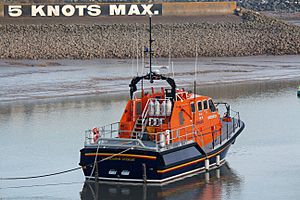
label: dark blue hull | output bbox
[80,162,241,200]
[79,122,244,183]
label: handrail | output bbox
[85,118,241,151]
[193,124,206,148]
[86,114,241,140]
[141,98,151,120]
[84,106,242,151]
[97,138,147,148]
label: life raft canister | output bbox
[166,99,172,116]
[148,100,155,116]
[154,100,160,116]
[161,100,166,116]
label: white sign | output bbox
[5,4,162,17]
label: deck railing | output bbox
[84,111,241,152]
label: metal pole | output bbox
[233,118,235,134]
[95,175,99,200]
[142,163,147,183]
[143,182,147,200]
[136,25,139,76]
[226,123,229,139]
[238,112,240,127]
[95,161,99,182]
[212,131,214,149]
[149,15,153,83]
[111,124,113,138]
[220,129,222,145]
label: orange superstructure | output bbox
[119,77,222,149]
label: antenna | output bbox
[136,24,139,76]
[142,46,144,75]
[131,57,134,77]
[149,15,153,83]
[194,45,198,82]
[193,45,198,129]
[194,45,198,94]
[171,61,175,79]
[168,28,171,71]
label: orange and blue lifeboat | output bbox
[79,72,245,183]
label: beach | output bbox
[1,55,300,103]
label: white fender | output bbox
[166,99,172,116]
[165,130,170,145]
[159,132,166,148]
[154,100,160,116]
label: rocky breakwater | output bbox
[1,10,300,59]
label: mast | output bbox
[149,15,153,83]
[129,15,177,100]
[193,46,198,128]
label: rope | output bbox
[87,138,101,180]
[0,181,83,190]
[95,147,134,163]
[0,146,135,181]
[0,167,81,181]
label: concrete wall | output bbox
[163,2,237,16]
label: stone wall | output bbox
[0,10,300,59]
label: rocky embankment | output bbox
[1,10,300,59]
[238,0,300,12]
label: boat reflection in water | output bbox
[80,162,241,200]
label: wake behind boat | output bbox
[79,16,245,183]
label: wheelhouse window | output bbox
[203,100,208,110]
[190,102,195,113]
[208,99,216,112]
[197,101,202,112]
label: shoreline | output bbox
[0,78,300,105]
[1,66,299,105]
[1,54,300,104]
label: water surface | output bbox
[1,80,300,199]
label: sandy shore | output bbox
[1,55,300,103]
